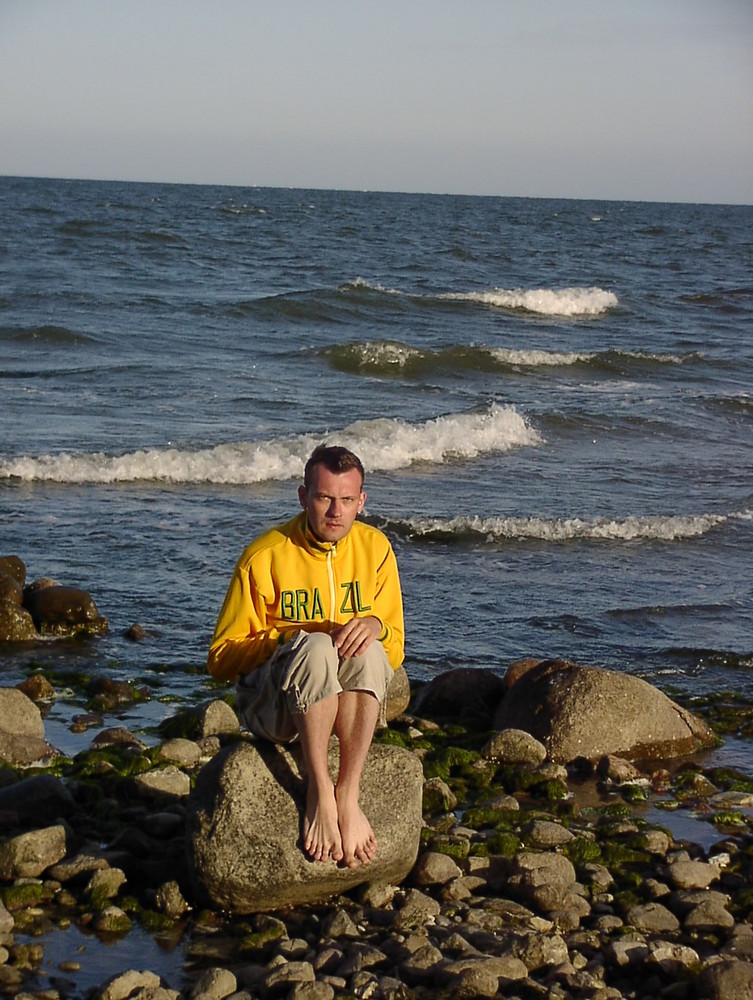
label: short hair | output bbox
[304,445,365,490]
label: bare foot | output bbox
[302,780,343,863]
[335,786,377,869]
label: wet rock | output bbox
[0,600,37,641]
[85,867,127,905]
[87,678,143,711]
[596,754,645,783]
[0,573,22,605]
[15,673,55,702]
[0,824,68,878]
[162,699,240,741]
[482,728,547,765]
[494,659,716,762]
[23,584,108,637]
[154,879,191,918]
[187,741,423,912]
[93,905,132,934]
[92,726,148,750]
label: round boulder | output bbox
[187,740,423,913]
[23,584,108,637]
[494,660,715,763]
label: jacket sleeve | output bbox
[373,541,405,670]
[207,556,288,682]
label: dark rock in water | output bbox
[16,673,55,702]
[412,667,506,727]
[124,623,147,641]
[0,555,25,588]
[186,740,423,913]
[0,572,22,605]
[494,659,716,763]
[0,600,38,641]
[23,584,109,637]
[86,677,144,710]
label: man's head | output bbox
[299,445,366,543]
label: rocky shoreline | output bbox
[1,666,753,1000]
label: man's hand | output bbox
[331,616,382,659]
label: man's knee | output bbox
[282,631,341,710]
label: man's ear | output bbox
[298,485,308,510]
[358,490,366,513]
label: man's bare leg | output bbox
[293,693,344,863]
[334,690,381,869]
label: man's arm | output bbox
[207,560,288,682]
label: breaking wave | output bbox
[374,511,751,544]
[323,340,701,377]
[0,404,540,484]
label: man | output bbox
[208,445,404,870]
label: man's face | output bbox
[298,464,366,544]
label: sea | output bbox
[1,176,752,742]
[1,176,752,990]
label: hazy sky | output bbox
[1,0,751,203]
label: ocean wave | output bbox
[0,405,540,484]
[323,339,699,377]
[376,511,748,544]
[442,286,618,316]
[0,324,97,347]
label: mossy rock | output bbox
[426,835,470,862]
[561,836,603,867]
[0,882,50,911]
[485,831,521,857]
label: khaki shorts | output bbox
[235,629,394,743]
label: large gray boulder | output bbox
[186,740,423,913]
[493,660,715,763]
[0,688,58,765]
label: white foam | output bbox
[445,286,618,316]
[345,279,618,316]
[0,405,541,485]
[486,347,594,366]
[395,512,736,543]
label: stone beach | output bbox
[1,667,753,1000]
[2,556,753,999]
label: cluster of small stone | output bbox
[1,684,753,999]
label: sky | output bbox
[1,0,751,204]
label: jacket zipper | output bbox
[327,544,337,622]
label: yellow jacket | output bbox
[208,512,404,682]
